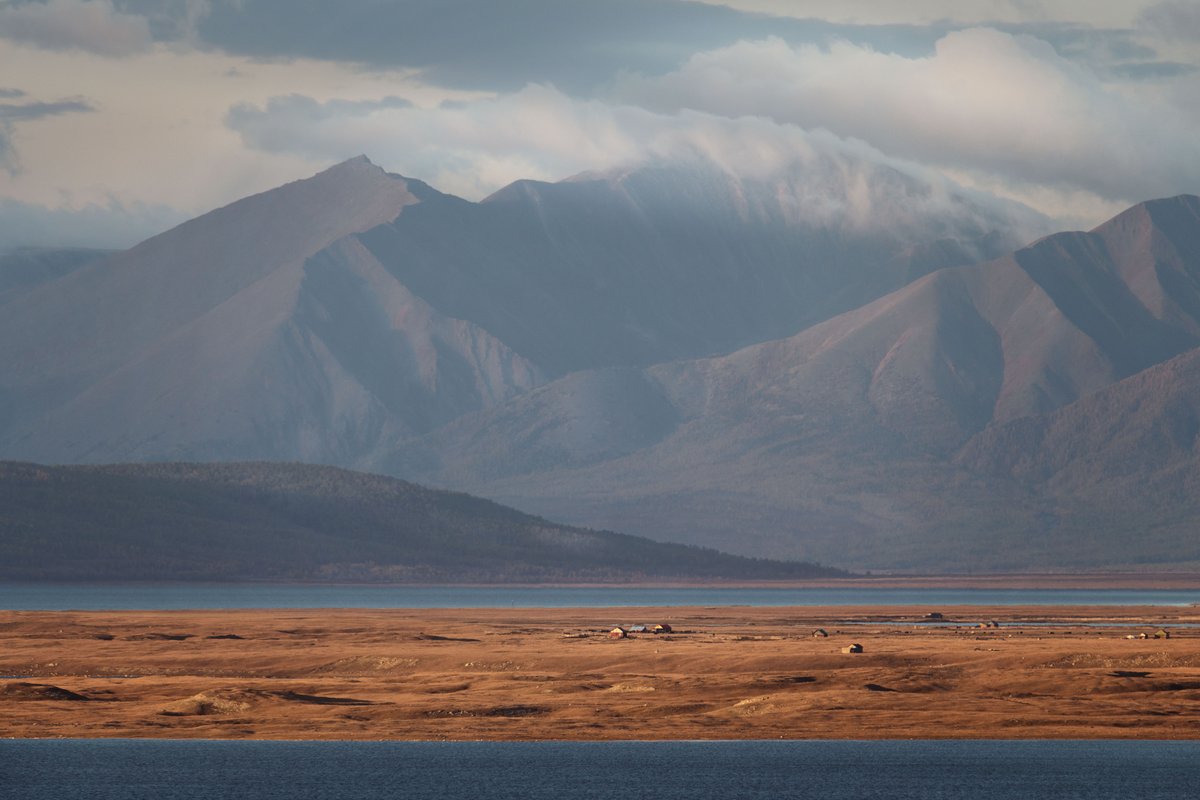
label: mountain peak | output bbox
[310,154,389,182]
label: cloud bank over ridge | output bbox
[0,0,1198,246]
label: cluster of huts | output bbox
[1125,629,1171,640]
[608,623,672,639]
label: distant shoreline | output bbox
[6,572,1200,590]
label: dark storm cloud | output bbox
[1138,0,1200,43]
[179,0,948,92]
[107,1,1174,93]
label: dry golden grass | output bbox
[3,605,1200,740]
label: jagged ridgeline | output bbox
[0,462,844,582]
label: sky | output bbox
[1,0,1199,249]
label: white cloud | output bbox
[0,39,483,219]
[0,0,152,57]
[227,85,648,199]
[612,28,1200,206]
[224,83,1051,244]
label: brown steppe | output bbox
[3,605,1200,740]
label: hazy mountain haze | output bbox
[384,193,1200,570]
[1,156,1199,572]
[0,155,1032,471]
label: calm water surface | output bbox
[2,583,1198,610]
[2,740,1196,800]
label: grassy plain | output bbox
[4,603,1200,740]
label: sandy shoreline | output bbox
[4,605,1200,740]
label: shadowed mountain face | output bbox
[354,159,1032,375]
[0,247,112,306]
[0,155,1030,469]
[388,196,1200,571]
[4,154,1200,572]
[958,345,1200,561]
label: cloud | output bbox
[0,126,12,173]
[613,29,1200,204]
[125,1,1180,94]
[1139,1,1200,43]
[1108,60,1197,80]
[0,96,94,174]
[0,98,93,121]
[112,0,213,43]
[185,0,960,93]
[0,0,152,56]
[0,88,26,98]
[226,87,648,199]
[223,84,1050,244]
[0,196,185,249]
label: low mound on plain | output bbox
[159,688,373,716]
[0,682,91,702]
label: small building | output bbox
[842,643,863,654]
[925,612,944,620]
[812,628,829,638]
[1154,628,1171,640]
[652,624,673,634]
[629,625,648,633]
[609,627,627,639]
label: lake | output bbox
[2,740,1196,799]
[1,582,1198,610]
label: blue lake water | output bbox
[1,582,1198,610]
[2,739,1197,800]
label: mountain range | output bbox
[2,155,1198,572]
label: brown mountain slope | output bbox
[958,346,1200,562]
[0,159,542,463]
[0,156,1038,469]
[388,196,1200,570]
